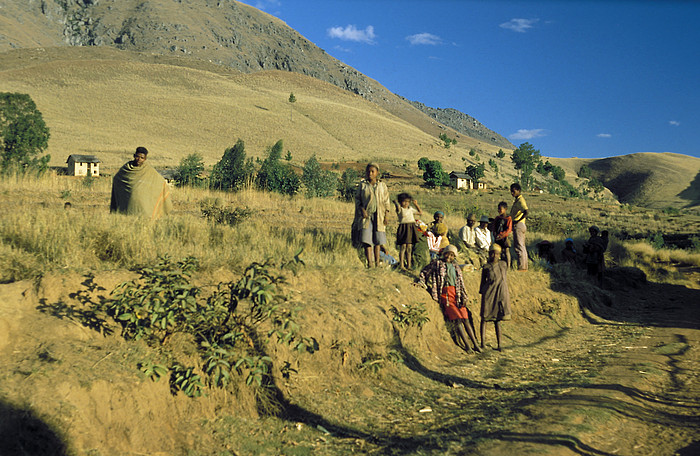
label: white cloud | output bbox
[669,120,680,126]
[597,133,612,138]
[500,18,539,33]
[327,25,376,44]
[509,129,547,140]
[333,45,352,53]
[406,33,442,45]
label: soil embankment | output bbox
[0,266,698,455]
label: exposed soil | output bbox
[0,265,698,455]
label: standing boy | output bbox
[510,183,528,271]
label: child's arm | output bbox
[412,199,423,215]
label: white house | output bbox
[66,155,100,176]
[449,171,474,190]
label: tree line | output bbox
[175,138,360,200]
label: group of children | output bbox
[354,163,608,354]
[402,196,512,353]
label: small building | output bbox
[449,171,474,190]
[66,154,100,176]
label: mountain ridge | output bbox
[0,0,509,149]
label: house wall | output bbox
[67,160,100,176]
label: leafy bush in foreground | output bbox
[104,254,317,398]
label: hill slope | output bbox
[0,0,508,149]
[549,153,700,209]
[0,47,509,173]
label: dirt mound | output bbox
[0,262,592,454]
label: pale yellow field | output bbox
[0,48,506,176]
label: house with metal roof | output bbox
[66,155,100,176]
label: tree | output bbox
[302,155,337,198]
[466,163,485,180]
[551,165,566,181]
[256,139,300,196]
[0,92,50,173]
[489,158,498,173]
[511,142,541,190]
[496,149,506,159]
[288,92,296,122]
[338,168,359,201]
[422,159,449,188]
[578,164,592,179]
[438,133,456,149]
[175,153,205,187]
[417,157,431,171]
[210,139,255,191]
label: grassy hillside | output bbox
[550,153,700,209]
[0,172,698,455]
[0,47,506,176]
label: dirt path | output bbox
[253,274,700,456]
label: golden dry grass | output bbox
[0,47,508,177]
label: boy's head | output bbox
[397,192,412,206]
[434,211,445,223]
[498,201,508,215]
[133,146,148,167]
[589,225,600,236]
[365,163,379,180]
[479,215,489,227]
[565,238,574,249]
[510,183,522,197]
[466,213,476,226]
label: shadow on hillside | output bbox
[678,171,700,208]
[0,400,68,456]
[275,332,698,455]
[549,265,700,330]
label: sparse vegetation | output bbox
[0,92,51,174]
[175,152,205,187]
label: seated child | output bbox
[416,245,481,353]
[429,211,449,260]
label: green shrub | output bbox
[302,155,337,198]
[256,140,301,196]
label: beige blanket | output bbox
[110,162,172,219]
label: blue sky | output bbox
[239,0,700,159]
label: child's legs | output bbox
[458,319,479,348]
[480,320,486,348]
[494,321,502,349]
[373,245,381,267]
[398,244,407,268]
[406,244,413,268]
[364,245,375,267]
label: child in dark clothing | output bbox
[491,201,512,268]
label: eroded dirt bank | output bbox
[0,267,698,455]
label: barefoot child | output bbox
[479,244,511,351]
[393,193,422,269]
[417,245,481,353]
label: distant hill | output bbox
[400,97,514,150]
[549,153,700,209]
[0,0,508,149]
